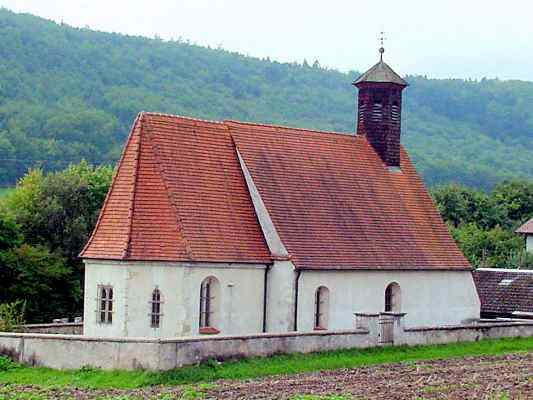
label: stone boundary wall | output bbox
[19,323,83,335]
[0,329,371,370]
[0,319,532,371]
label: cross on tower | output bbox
[378,31,386,61]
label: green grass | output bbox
[0,337,531,389]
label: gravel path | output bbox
[1,352,532,399]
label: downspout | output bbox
[262,265,271,333]
[293,269,303,331]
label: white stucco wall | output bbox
[526,234,533,253]
[297,270,480,330]
[84,260,267,338]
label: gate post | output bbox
[379,312,407,345]
[354,313,380,346]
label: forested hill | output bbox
[1,8,533,189]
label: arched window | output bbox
[150,288,162,328]
[314,286,330,330]
[199,277,220,333]
[384,282,401,312]
[97,285,113,324]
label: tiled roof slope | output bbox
[228,121,470,270]
[82,112,470,269]
[473,269,533,315]
[81,113,272,263]
[516,218,533,234]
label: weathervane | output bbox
[378,31,386,61]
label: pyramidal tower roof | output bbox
[353,47,408,87]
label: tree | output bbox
[491,180,533,226]
[0,244,79,323]
[1,161,112,320]
[5,161,113,261]
[451,223,523,268]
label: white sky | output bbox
[2,0,532,81]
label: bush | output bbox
[504,250,533,269]
[0,355,21,372]
[0,300,26,332]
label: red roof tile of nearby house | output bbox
[516,218,533,234]
[473,268,533,316]
[81,112,471,270]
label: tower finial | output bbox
[378,31,386,61]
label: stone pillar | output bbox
[354,313,380,346]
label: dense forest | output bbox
[1,8,533,189]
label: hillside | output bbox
[1,8,533,189]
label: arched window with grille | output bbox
[384,282,401,312]
[97,285,113,324]
[150,288,162,328]
[199,276,220,333]
[314,286,330,330]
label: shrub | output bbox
[0,300,26,332]
[0,355,21,372]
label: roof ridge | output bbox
[79,113,143,259]
[476,268,533,274]
[142,111,223,124]
[224,119,354,137]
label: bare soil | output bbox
[2,352,532,399]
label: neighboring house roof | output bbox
[352,60,408,87]
[516,218,533,234]
[473,268,533,315]
[81,112,470,270]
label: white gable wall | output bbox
[297,270,480,330]
[84,260,267,338]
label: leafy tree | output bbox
[431,184,506,229]
[5,161,113,262]
[491,180,533,225]
[0,212,21,251]
[0,244,79,323]
[451,224,523,268]
[0,161,112,321]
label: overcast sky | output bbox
[2,0,532,81]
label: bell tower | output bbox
[353,43,408,168]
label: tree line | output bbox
[1,8,533,189]
[430,181,533,268]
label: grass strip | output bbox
[0,336,531,389]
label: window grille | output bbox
[314,286,329,329]
[384,285,393,312]
[385,283,401,312]
[199,278,214,328]
[150,288,163,328]
[97,285,113,324]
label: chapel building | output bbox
[80,50,480,338]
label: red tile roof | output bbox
[81,112,471,270]
[81,113,272,263]
[516,218,533,234]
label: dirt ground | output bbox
[2,352,532,399]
